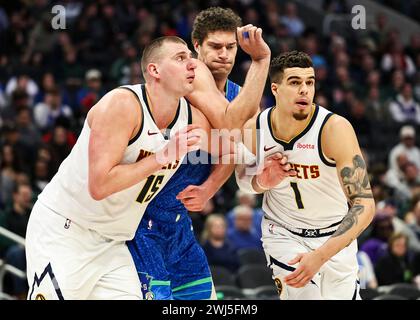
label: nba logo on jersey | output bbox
[147,219,153,230]
[139,272,154,299]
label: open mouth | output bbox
[296,100,309,107]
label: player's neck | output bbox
[145,83,180,129]
[214,75,229,95]
[271,104,314,141]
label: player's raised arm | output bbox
[88,89,201,200]
[284,115,375,288]
[187,25,270,130]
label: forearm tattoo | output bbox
[332,155,373,238]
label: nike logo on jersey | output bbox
[148,130,158,136]
[264,145,276,152]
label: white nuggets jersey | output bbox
[38,84,191,241]
[257,105,348,229]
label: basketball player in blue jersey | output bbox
[128,8,270,299]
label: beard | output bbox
[292,111,309,121]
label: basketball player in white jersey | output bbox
[235,51,375,299]
[24,36,225,300]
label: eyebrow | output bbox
[172,51,192,58]
[287,75,315,81]
[207,41,237,46]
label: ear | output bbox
[146,63,159,79]
[193,40,200,54]
[271,83,278,97]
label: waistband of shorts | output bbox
[265,217,342,238]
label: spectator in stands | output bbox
[365,85,392,124]
[0,181,34,298]
[409,198,420,241]
[0,83,7,111]
[407,33,420,62]
[31,158,50,197]
[357,250,378,289]
[43,123,74,174]
[226,190,263,239]
[61,48,84,88]
[361,214,394,265]
[388,126,420,174]
[375,233,414,286]
[33,72,58,104]
[0,181,32,256]
[227,205,262,252]
[76,69,105,117]
[381,40,416,78]
[190,198,215,242]
[2,182,33,239]
[0,88,31,123]
[3,244,27,299]
[368,12,389,49]
[280,2,305,37]
[0,143,22,206]
[5,74,39,106]
[383,69,405,102]
[377,198,420,254]
[394,163,420,204]
[15,107,41,148]
[109,41,138,85]
[388,83,420,124]
[415,70,420,102]
[314,92,329,110]
[201,214,240,272]
[346,99,372,149]
[33,87,73,133]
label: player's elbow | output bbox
[88,181,107,201]
[365,198,376,222]
[360,197,376,228]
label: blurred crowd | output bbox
[0,0,420,298]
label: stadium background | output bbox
[0,0,419,300]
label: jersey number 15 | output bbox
[136,175,164,204]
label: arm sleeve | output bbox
[234,142,259,194]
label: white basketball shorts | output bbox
[262,217,361,300]
[25,201,142,300]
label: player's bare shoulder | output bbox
[87,88,142,137]
[321,113,359,161]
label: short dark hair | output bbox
[141,36,187,77]
[269,51,313,83]
[191,7,242,45]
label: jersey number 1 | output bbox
[137,175,164,204]
[290,182,304,209]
